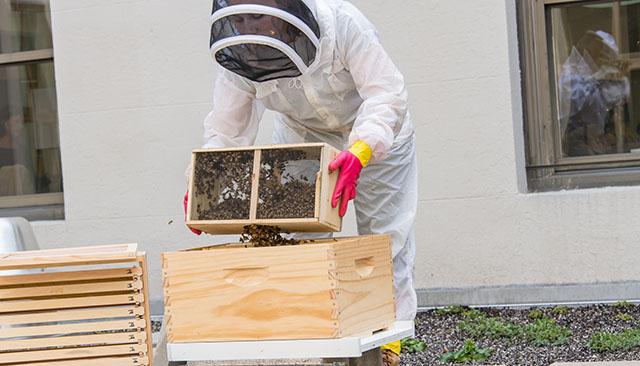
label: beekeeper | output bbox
[183,0,418,364]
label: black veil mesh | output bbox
[215,44,302,82]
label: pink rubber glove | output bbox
[183,191,202,235]
[329,151,364,217]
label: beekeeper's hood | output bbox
[210,0,321,82]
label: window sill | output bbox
[527,167,640,192]
[0,204,64,221]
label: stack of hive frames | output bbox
[0,244,152,366]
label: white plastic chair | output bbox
[0,216,40,277]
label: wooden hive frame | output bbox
[187,142,342,234]
[163,235,396,343]
[0,244,152,366]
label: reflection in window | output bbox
[0,0,53,53]
[0,62,61,197]
[0,0,62,219]
[549,1,640,157]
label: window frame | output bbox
[0,13,63,218]
[518,0,640,191]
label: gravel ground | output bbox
[152,304,640,365]
[403,304,640,366]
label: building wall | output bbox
[34,0,640,313]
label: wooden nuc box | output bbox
[187,143,343,234]
[0,244,153,366]
[162,235,396,343]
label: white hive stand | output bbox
[167,321,414,364]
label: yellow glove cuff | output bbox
[381,340,402,355]
[348,140,373,168]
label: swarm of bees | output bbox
[193,151,254,220]
[239,225,302,247]
[188,225,313,251]
[257,149,317,219]
[194,148,318,222]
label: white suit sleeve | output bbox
[337,4,409,163]
[202,68,264,148]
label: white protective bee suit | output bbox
[155,0,418,365]
[157,1,418,364]
[205,0,418,322]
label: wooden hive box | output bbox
[162,235,396,343]
[187,143,342,235]
[0,244,152,366]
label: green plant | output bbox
[522,318,572,346]
[552,306,569,315]
[440,340,492,363]
[461,308,484,319]
[616,313,634,322]
[436,305,468,316]
[458,314,571,346]
[458,314,521,340]
[588,328,640,353]
[528,309,544,320]
[613,301,634,309]
[401,338,427,353]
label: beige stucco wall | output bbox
[34,0,640,313]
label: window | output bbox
[518,0,640,191]
[0,0,63,220]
